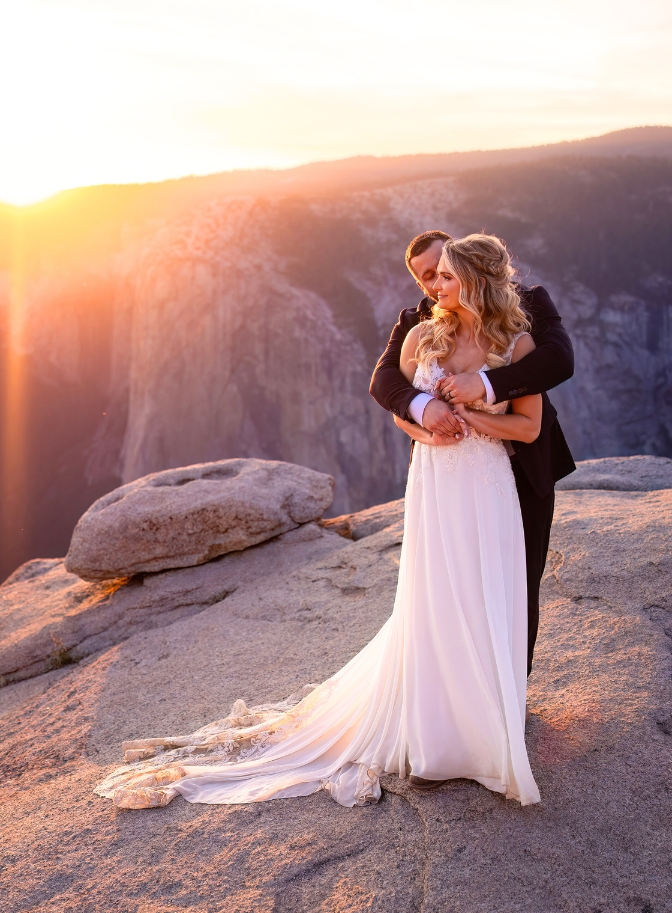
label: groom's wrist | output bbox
[407,393,434,427]
[478,370,496,405]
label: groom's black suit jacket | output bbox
[369,284,576,499]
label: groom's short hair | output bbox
[405,231,452,274]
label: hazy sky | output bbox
[3,0,672,204]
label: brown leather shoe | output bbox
[408,775,448,790]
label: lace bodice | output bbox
[412,332,527,419]
[412,358,509,416]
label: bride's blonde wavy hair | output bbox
[414,233,530,371]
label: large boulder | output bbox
[556,454,672,491]
[65,459,334,581]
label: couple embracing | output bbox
[97,230,575,810]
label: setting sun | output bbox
[2,0,672,204]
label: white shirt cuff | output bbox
[407,392,434,427]
[479,370,496,405]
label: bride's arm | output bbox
[395,325,438,443]
[453,335,542,443]
[394,326,463,446]
[453,396,541,443]
[399,324,422,382]
[393,413,461,446]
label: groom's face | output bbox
[408,240,444,301]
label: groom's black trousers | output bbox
[510,458,555,677]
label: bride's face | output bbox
[433,256,462,311]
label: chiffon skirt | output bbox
[95,435,540,809]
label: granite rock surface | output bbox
[1,477,671,911]
[319,497,405,540]
[64,458,334,580]
[0,556,237,686]
[556,454,672,492]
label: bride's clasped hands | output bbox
[398,394,470,447]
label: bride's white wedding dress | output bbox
[96,340,540,809]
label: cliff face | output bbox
[112,199,407,512]
[116,157,672,474]
[449,157,672,459]
[1,149,671,578]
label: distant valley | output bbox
[1,126,671,580]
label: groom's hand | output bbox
[436,372,486,405]
[421,398,464,436]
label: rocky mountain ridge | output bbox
[1,128,671,580]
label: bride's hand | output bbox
[435,372,486,405]
[427,431,461,447]
[449,402,471,436]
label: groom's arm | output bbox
[485,286,574,403]
[369,308,419,420]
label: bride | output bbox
[95,233,542,810]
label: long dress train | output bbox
[95,347,541,809]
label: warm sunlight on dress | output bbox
[95,339,539,809]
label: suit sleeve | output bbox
[369,309,420,420]
[485,285,574,404]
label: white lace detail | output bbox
[409,333,526,497]
[411,437,515,498]
[94,682,333,808]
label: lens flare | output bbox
[1,214,29,569]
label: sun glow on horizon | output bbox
[1,127,651,210]
[3,0,672,206]
[0,219,30,565]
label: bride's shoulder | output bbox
[399,323,426,381]
[401,322,424,356]
[406,322,424,342]
[510,332,535,363]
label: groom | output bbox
[370,230,576,678]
